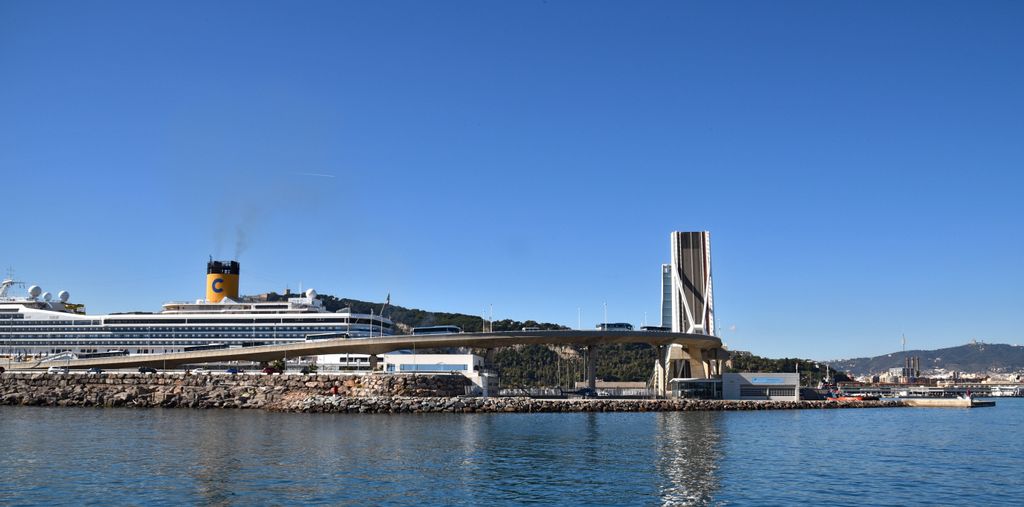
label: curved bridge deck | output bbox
[9,330,724,370]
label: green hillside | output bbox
[728,352,851,385]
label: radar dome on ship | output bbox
[305,288,317,299]
[42,291,52,302]
[58,290,70,302]
[28,285,42,298]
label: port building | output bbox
[652,231,726,395]
[382,352,497,396]
[721,373,800,401]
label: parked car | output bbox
[261,366,282,375]
[47,366,70,374]
[87,367,104,374]
[577,387,597,398]
[138,367,158,374]
[225,367,241,375]
[188,368,210,374]
[299,366,311,375]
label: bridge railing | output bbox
[36,352,78,364]
[496,387,565,398]
[492,387,660,398]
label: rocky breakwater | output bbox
[290,396,905,413]
[0,372,906,413]
[0,372,471,410]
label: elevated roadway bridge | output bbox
[7,330,727,392]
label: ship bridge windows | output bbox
[105,319,188,325]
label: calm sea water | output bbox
[2,400,1022,506]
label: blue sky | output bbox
[1,1,1021,360]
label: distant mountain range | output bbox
[826,342,1024,376]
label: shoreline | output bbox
[289,395,904,413]
[0,372,906,413]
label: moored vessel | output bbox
[0,260,393,359]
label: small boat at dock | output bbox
[826,395,880,402]
[901,396,995,408]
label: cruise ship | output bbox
[0,260,393,358]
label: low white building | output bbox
[315,354,376,373]
[722,373,800,401]
[382,353,497,396]
[669,378,722,399]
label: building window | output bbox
[740,387,768,397]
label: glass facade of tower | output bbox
[661,264,672,328]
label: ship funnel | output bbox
[206,260,240,302]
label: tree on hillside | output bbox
[728,353,851,385]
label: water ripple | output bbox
[2,400,1022,505]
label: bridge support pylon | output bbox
[653,345,668,397]
[654,344,726,397]
[585,346,598,389]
